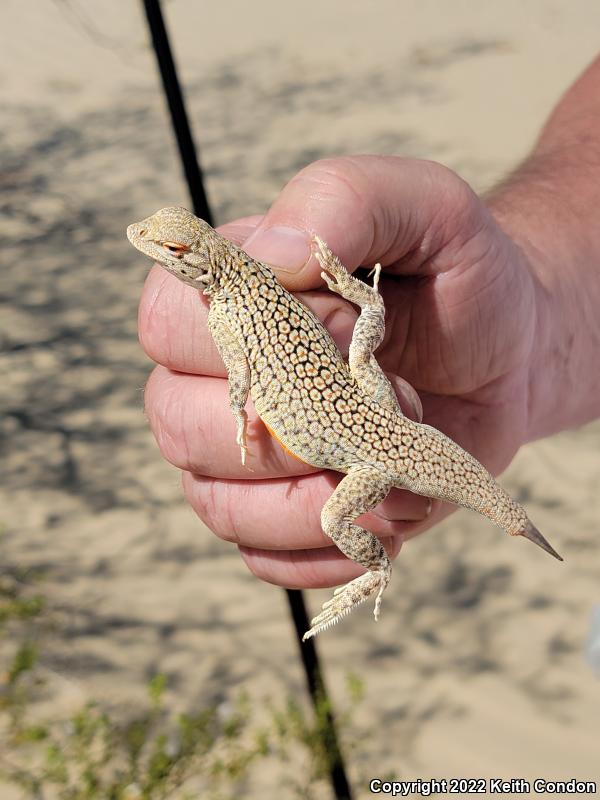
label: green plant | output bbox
[0,565,366,799]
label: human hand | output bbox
[139,156,542,589]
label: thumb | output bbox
[240,155,487,290]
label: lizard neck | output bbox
[205,235,279,297]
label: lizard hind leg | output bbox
[303,467,393,641]
[314,236,401,415]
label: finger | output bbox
[236,500,455,589]
[387,374,423,422]
[237,537,403,590]
[145,365,315,478]
[240,155,487,290]
[216,215,265,245]
[182,470,432,549]
[138,267,213,376]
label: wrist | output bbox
[485,56,600,442]
[487,169,600,441]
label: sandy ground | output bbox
[2,1,600,796]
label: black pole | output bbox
[287,589,353,799]
[140,3,353,798]
[142,0,213,224]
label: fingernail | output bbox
[374,492,432,522]
[403,382,424,422]
[322,307,358,356]
[243,225,312,273]
[387,374,423,422]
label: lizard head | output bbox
[127,206,218,291]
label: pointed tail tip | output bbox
[520,523,564,562]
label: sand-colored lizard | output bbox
[127,207,562,640]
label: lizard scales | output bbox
[128,206,562,640]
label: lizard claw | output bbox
[302,566,391,641]
[367,263,382,290]
[235,421,249,467]
[320,270,342,294]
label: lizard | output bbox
[127,206,563,640]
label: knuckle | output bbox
[138,267,173,364]
[183,474,245,545]
[290,157,372,219]
[238,547,276,583]
[420,160,480,221]
[143,367,188,468]
[239,547,309,588]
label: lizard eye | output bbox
[162,241,189,255]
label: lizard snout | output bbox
[126,223,144,244]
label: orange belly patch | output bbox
[262,422,310,465]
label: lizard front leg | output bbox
[207,304,251,466]
[303,466,393,640]
[314,236,401,415]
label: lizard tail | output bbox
[518,521,563,561]
[392,422,564,562]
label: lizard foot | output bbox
[302,565,391,641]
[314,235,384,308]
